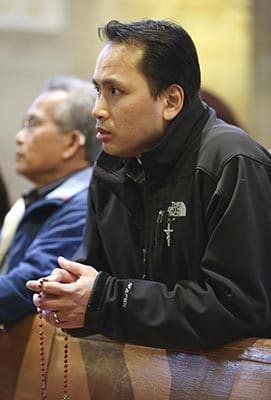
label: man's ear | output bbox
[162,84,184,121]
[62,130,84,160]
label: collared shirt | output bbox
[22,168,88,208]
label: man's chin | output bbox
[102,144,120,156]
[15,167,29,179]
[102,144,138,158]
[15,166,22,175]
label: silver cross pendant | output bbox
[163,219,174,247]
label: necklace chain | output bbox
[38,279,69,400]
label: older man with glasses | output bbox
[0,76,99,330]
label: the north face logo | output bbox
[167,201,186,218]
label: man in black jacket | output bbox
[27,19,271,349]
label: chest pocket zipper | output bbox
[154,209,165,245]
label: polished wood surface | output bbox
[1,315,271,399]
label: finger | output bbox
[50,267,76,283]
[33,293,40,307]
[26,279,42,292]
[26,276,53,292]
[57,256,90,276]
[37,280,69,295]
[26,268,77,293]
[50,268,65,281]
[41,309,51,318]
[26,271,57,291]
[34,290,59,309]
[43,310,84,329]
[39,296,68,311]
[42,310,63,326]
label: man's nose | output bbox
[15,128,27,144]
[92,96,109,120]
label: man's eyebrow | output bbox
[23,114,38,122]
[92,77,122,87]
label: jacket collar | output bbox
[45,166,93,200]
[140,95,210,170]
[23,166,93,207]
[95,96,210,182]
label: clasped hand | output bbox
[26,256,99,328]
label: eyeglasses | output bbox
[21,117,86,146]
[21,117,48,131]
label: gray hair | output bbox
[43,76,99,163]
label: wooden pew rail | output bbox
[1,315,271,400]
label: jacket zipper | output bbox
[142,167,151,279]
[142,248,147,279]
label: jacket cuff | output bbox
[84,271,110,330]
[67,271,110,337]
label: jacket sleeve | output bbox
[74,156,271,348]
[0,195,87,324]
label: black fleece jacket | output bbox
[71,97,271,349]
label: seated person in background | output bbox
[200,88,243,128]
[0,169,10,228]
[0,76,99,327]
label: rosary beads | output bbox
[38,279,69,400]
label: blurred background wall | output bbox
[0,0,270,201]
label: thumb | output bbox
[57,256,87,276]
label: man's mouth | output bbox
[15,152,23,161]
[96,127,111,142]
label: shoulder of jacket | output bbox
[196,119,271,178]
[24,187,88,220]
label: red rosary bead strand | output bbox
[62,332,69,400]
[38,279,70,400]
[38,279,47,400]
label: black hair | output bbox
[98,19,201,105]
